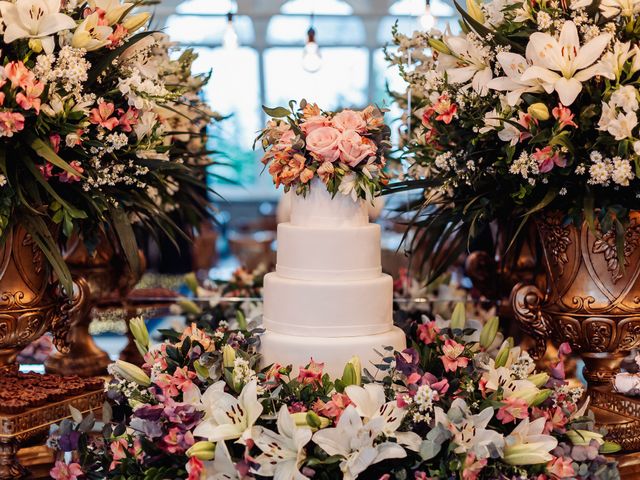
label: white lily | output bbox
[201,441,240,480]
[600,0,640,18]
[87,0,131,25]
[438,33,493,95]
[0,0,76,54]
[487,52,545,106]
[434,398,505,459]
[482,366,537,399]
[71,11,112,51]
[521,21,613,106]
[193,380,263,444]
[600,41,635,80]
[312,405,407,480]
[345,383,422,451]
[503,417,558,465]
[251,406,312,480]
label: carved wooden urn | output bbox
[512,211,640,385]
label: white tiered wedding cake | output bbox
[261,180,406,377]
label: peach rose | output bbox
[332,109,367,133]
[306,126,341,163]
[300,114,331,135]
[338,130,376,167]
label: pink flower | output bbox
[109,437,129,470]
[186,456,204,480]
[161,427,194,454]
[108,24,128,48]
[552,104,577,130]
[275,129,295,150]
[90,101,119,130]
[547,456,575,478]
[50,133,61,153]
[306,126,341,163]
[421,372,449,398]
[300,114,331,135]
[118,107,138,132]
[297,358,324,385]
[462,453,487,480]
[300,167,314,183]
[5,61,35,89]
[440,338,469,372]
[332,109,367,132]
[58,160,84,183]
[50,461,83,480]
[16,80,45,113]
[0,92,5,106]
[313,392,351,421]
[532,146,566,173]
[496,397,529,424]
[417,321,440,345]
[434,94,458,124]
[39,162,54,179]
[0,111,25,137]
[338,130,376,167]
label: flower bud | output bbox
[494,345,510,368]
[112,360,151,387]
[342,356,362,386]
[129,316,149,355]
[290,412,330,431]
[466,0,485,24]
[601,441,622,454]
[527,103,550,121]
[187,441,216,461]
[527,372,549,388]
[306,411,322,429]
[428,38,451,55]
[567,429,604,446]
[503,443,553,465]
[122,12,151,31]
[28,38,43,53]
[450,302,466,331]
[222,345,236,369]
[511,387,544,405]
[529,389,552,406]
[479,316,499,349]
[184,272,199,294]
[178,299,202,314]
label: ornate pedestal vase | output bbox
[45,231,143,376]
[0,224,77,371]
[512,211,640,450]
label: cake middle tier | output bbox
[263,272,393,337]
[276,222,381,281]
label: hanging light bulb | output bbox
[302,15,322,73]
[223,11,239,49]
[419,0,436,30]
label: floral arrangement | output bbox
[50,305,620,479]
[386,2,640,279]
[257,100,391,201]
[0,0,218,289]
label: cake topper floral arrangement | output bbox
[0,0,219,291]
[49,305,619,479]
[257,100,391,201]
[386,0,640,279]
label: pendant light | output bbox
[302,13,322,73]
[419,0,436,30]
[223,10,239,49]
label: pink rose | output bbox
[300,114,331,135]
[306,126,340,163]
[332,109,366,132]
[338,130,376,167]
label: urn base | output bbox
[589,385,640,451]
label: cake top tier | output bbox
[290,179,368,227]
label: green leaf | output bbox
[28,135,85,179]
[108,205,141,278]
[262,105,291,118]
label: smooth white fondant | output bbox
[263,272,393,336]
[290,179,368,228]
[275,223,381,281]
[260,327,406,378]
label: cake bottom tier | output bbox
[260,327,406,378]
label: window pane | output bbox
[176,0,236,14]
[165,15,254,45]
[190,47,261,185]
[389,0,455,17]
[264,47,368,110]
[267,15,365,45]
[373,49,406,146]
[280,0,353,15]
[377,15,459,44]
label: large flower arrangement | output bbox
[49,306,620,480]
[386,3,640,278]
[257,101,391,201]
[0,0,218,289]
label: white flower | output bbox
[0,0,76,54]
[479,108,502,133]
[252,406,312,480]
[498,121,521,146]
[438,33,493,95]
[345,383,422,451]
[487,52,545,105]
[134,111,157,140]
[201,441,240,480]
[611,85,639,113]
[611,157,634,186]
[521,21,613,105]
[87,0,132,25]
[503,417,558,465]
[193,380,263,444]
[605,110,637,140]
[338,172,358,201]
[312,405,407,480]
[601,42,635,79]
[433,398,505,459]
[72,12,112,51]
[600,0,640,18]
